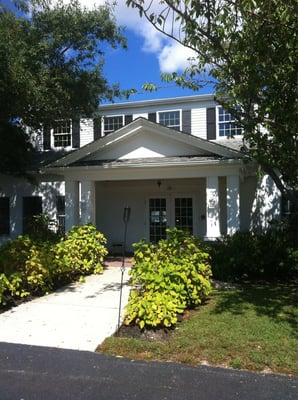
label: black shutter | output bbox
[93,117,102,140]
[43,125,51,150]
[182,110,191,134]
[207,107,216,140]
[125,115,133,125]
[148,113,156,122]
[0,197,10,234]
[72,118,80,148]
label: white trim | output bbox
[157,109,182,131]
[102,114,124,136]
[98,94,215,113]
[51,120,72,150]
[145,193,196,240]
[216,106,243,140]
[45,118,243,170]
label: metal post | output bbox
[117,206,130,332]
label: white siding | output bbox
[191,107,207,139]
[95,178,205,251]
[0,175,65,244]
[191,100,217,139]
[80,118,94,147]
[133,113,148,120]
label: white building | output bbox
[0,94,281,251]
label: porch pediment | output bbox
[45,117,243,171]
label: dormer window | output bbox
[103,115,124,135]
[218,107,242,137]
[158,110,181,130]
[53,120,71,148]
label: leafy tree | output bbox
[0,0,128,175]
[126,0,297,206]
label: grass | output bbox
[99,282,298,375]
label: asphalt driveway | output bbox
[0,342,297,400]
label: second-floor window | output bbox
[103,115,124,135]
[218,107,242,137]
[53,120,71,147]
[158,111,181,130]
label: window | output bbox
[103,116,124,135]
[218,107,242,137]
[56,195,65,235]
[158,111,181,130]
[281,192,298,220]
[53,120,71,147]
[0,197,10,235]
[23,196,42,235]
[175,198,193,234]
[149,198,167,243]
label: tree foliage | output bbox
[0,0,128,175]
[127,0,298,203]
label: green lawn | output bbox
[99,282,298,375]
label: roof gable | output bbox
[46,118,243,169]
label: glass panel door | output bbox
[149,198,167,243]
[175,198,193,234]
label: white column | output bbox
[227,175,240,235]
[65,180,79,232]
[80,180,95,225]
[205,176,221,239]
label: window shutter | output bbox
[182,110,191,134]
[148,113,156,122]
[72,118,80,148]
[125,115,133,125]
[43,125,51,150]
[93,117,102,140]
[207,108,216,140]
[0,197,10,234]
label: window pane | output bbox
[175,198,193,234]
[149,198,167,243]
[104,116,123,134]
[159,111,180,130]
[218,107,242,137]
[53,120,71,147]
[0,197,10,235]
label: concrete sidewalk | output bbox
[0,258,131,352]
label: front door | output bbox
[148,197,193,243]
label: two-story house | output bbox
[0,94,281,251]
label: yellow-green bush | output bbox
[53,224,108,281]
[124,228,212,329]
[0,224,108,306]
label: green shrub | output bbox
[53,224,108,281]
[0,236,55,301]
[0,224,108,305]
[210,229,298,282]
[0,273,10,305]
[124,228,212,329]
[24,214,62,243]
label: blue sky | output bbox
[103,28,212,102]
[100,1,215,102]
[3,0,214,102]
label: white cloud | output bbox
[158,42,197,73]
[112,1,194,72]
[54,0,194,73]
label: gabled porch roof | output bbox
[44,117,244,175]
